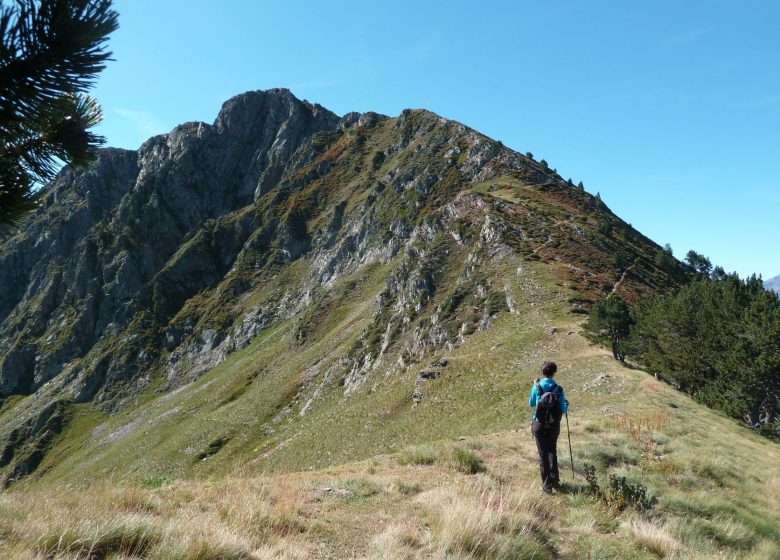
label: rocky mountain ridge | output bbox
[0,89,684,484]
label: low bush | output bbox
[584,463,600,495]
[395,479,422,496]
[583,463,654,511]
[605,474,654,511]
[450,446,486,475]
[343,477,382,498]
[196,436,230,461]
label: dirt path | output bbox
[610,257,639,295]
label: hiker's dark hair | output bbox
[541,361,557,377]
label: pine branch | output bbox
[0,0,117,227]
[0,0,118,126]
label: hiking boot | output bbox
[541,483,553,494]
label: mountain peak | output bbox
[215,88,339,133]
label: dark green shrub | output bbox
[605,474,653,511]
[583,463,654,511]
[596,220,612,236]
[196,436,230,460]
[584,463,600,495]
[451,446,485,474]
[486,291,508,316]
[396,479,422,495]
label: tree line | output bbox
[584,258,779,440]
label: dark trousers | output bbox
[532,420,560,486]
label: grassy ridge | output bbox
[2,346,777,558]
[2,257,778,558]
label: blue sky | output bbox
[92,0,779,280]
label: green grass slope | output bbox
[2,308,777,558]
[17,251,604,483]
[2,253,777,558]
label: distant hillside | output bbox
[766,274,780,293]
[0,89,687,485]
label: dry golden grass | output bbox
[418,483,553,559]
[623,516,683,558]
[612,411,671,444]
[2,417,779,559]
[0,477,314,559]
[368,523,429,560]
[364,481,553,559]
[1,340,778,559]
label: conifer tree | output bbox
[0,0,118,229]
[583,295,633,362]
[685,250,712,276]
[626,274,780,435]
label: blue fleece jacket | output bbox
[528,377,568,420]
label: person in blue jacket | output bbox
[528,361,568,492]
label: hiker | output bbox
[528,361,568,492]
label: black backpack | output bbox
[535,380,563,429]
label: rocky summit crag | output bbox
[0,89,685,484]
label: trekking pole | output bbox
[565,411,575,477]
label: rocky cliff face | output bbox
[0,89,683,484]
